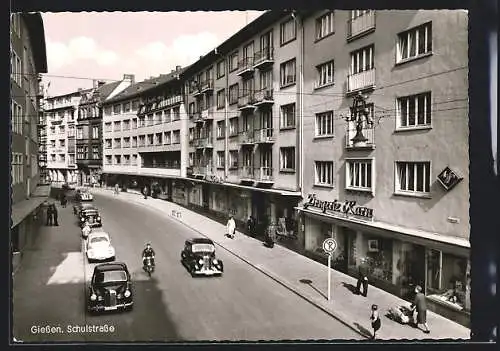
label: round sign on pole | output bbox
[322,238,337,254]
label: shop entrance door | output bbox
[252,191,268,236]
[202,184,210,209]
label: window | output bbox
[92,126,99,139]
[10,50,22,85]
[217,60,225,78]
[123,137,130,147]
[154,112,162,124]
[50,126,56,134]
[280,59,296,87]
[217,89,225,109]
[132,136,137,147]
[132,154,138,165]
[113,104,121,114]
[315,161,334,186]
[396,161,431,195]
[114,155,121,165]
[155,133,163,145]
[105,155,112,165]
[216,151,225,168]
[11,153,23,184]
[217,120,225,139]
[397,92,432,128]
[131,100,139,111]
[123,102,131,112]
[114,121,121,131]
[114,138,121,148]
[104,122,112,132]
[59,139,66,148]
[229,52,239,72]
[164,131,171,144]
[147,114,154,126]
[59,125,65,134]
[280,103,296,128]
[59,154,66,162]
[172,130,180,143]
[316,60,335,87]
[316,11,335,40]
[164,109,172,123]
[123,119,130,131]
[104,106,112,115]
[50,140,56,147]
[351,45,374,74]
[11,101,22,134]
[172,107,180,121]
[260,69,273,90]
[397,22,432,63]
[346,159,373,191]
[123,154,130,165]
[77,146,85,160]
[76,127,83,139]
[50,154,56,162]
[229,117,239,136]
[315,111,334,136]
[242,78,254,96]
[105,139,112,149]
[69,153,76,164]
[229,150,239,169]
[138,116,145,127]
[132,118,137,129]
[280,147,295,171]
[147,134,153,145]
[280,18,297,45]
[229,84,239,105]
[92,145,99,159]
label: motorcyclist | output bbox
[142,242,155,268]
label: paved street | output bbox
[12,194,361,342]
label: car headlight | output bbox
[213,259,218,264]
[124,290,131,298]
[97,216,101,220]
[198,259,203,265]
[90,293,97,301]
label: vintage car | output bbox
[181,238,223,276]
[76,188,93,202]
[86,232,115,262]
[87,262,133,313]
[73,202,96,216]
[79,208,102,228]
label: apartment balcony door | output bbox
[243,114,254,132]
[260,150,272,169]
[260,69,273,90]
[243,42,254,61]
[242,150,253,168]
[261,110,273,137]
[260,31,272,53]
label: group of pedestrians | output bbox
[45,203,59,226]
[355,257,431,339]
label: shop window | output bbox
[363,235,393,282]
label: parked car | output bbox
[76,188,93,201]
[79,208,102,228]
[181,238,223,277]
[87,262,133,313]
[73,202,96,216]
[86,232,115,262]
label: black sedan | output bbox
[181,238,223,277]
[79,208,102,228]
[87,262,133,313]
[73,202,96,215]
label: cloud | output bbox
[135,32,220,71]
[46,36,119,70]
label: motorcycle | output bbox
[143,256,155,277]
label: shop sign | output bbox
[437,166,463,191]
[303,193,374,219]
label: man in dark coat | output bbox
[52,204,59,226]
[46,203,53,226]
[356,257,369,297]
[411,285,431,333]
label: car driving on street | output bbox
[86,232,116,263]
[181,238,223,277]
[87,262,133,314]
[75,188,93,201]
[79,208,102,228]
[73,202,96,216]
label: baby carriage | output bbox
[387,305,414,324]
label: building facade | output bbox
[297,10,469,325]
[101,68,187,194]
[10,12,48,270]
[75,75,134,186]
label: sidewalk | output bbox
[92,188,470,340]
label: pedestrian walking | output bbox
[356,257,369,297]
[143,186,148,199]
[52,204,59,226]
[46,203,53,226]
[264,221,276,248]
[247,215,256,237]
[410,285,431,334]
[60,193,67,208]
[370,304,381,339]
[226,215,236,239]
[114,183,120,195]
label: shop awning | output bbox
[297,207,470,255]
[11,185,51,228]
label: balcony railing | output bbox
[239,166,254,180]
[345,121,376,149]
[254,167,274,182]
[253,88,274,106]
[239,130,255,145]
[253,47,274,69]
[193,112,204,123]
[347,11,376,40]
[236,57,255,76]
[347,69,376,93]
[141,162,181,169]
[201,107,214,120]
[201,79,214,93]
[199,136,214,148]
[237,93,256,110]
[254,128,275,143]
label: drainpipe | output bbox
[299,14,305,196]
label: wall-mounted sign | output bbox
[303,193,374,219]
[437,166,463,191]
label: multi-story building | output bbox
[10,12,48,270]
[179,11,304,234]
[76,75,135,186]
[101,67,187,195]
[44,90,93,184]
[297,10,469,325]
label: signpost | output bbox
[322,238,337,301]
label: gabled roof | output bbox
[96,81,122,100]
[103,67,188,105]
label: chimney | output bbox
[123,74,135,83]
[98,81,106,87]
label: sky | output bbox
[41,11,265,96]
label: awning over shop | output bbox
[297,206,470,256]
[11,185,50,228]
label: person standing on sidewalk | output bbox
[52,204,59,226]
[356,257,369,297]
[45,203,53,226]
[143,186,148,199]
[226,215,236,239]
[115,183,120,195]
[370,304,381,339]
[410,285,431,334]
[247,215,256,237]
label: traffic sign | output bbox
[322,238,337,254]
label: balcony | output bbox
[139,162,181,177]
[193,112,204,123]
[253,89,274,106]
[253,48,274,69]
[254,167,274,183]
[199,136,214,148]
[237,93,256,111]
[239,166,254,181]
[195,139,205,149]
[200,79,214,94]
[239,130,255,145]
[236,57,255,77]
[347,69,376,94]
[347,11,376,41]
[254,128,275,144]
[201,107,214,120]
[345,121,376,150]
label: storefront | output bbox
[298,193,470,327]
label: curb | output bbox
[94,189,368,339]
